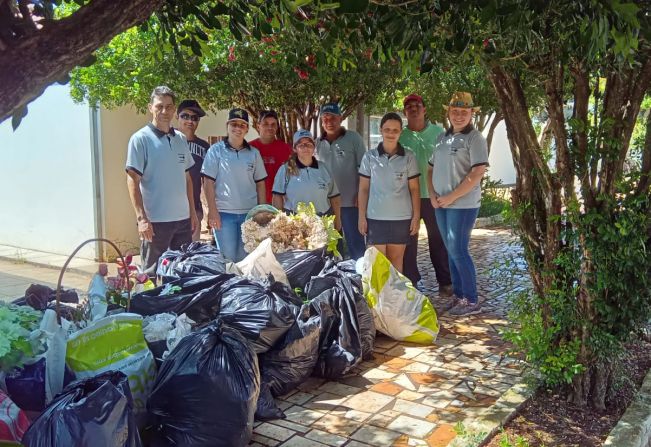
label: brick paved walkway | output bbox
[0,227,530,447]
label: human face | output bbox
[227,120,249,140]
[321,113,343,135]
[380,119,402,147]
[258,117,279,140]
[294,137,315,158]
[148,95,175,126]
[177,109,200,134]
[403,100,426,123]
[448,107,473,131]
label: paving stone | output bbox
[361,368,397,381]
[394,373,418,391]
[270,419,311,434]
[343,390,395,413]
[392,399,435,418]
[312,414,363,436]
[285,392,315,405]
[387,415,437,438]
[284,405,326,426]
[304,392,348,412]
[351,425,403,445]
[385,345,428,359]
[317,382,364,397]
[251,433,281,446]
[426,424,458,447]
[345,442,373,447]
[255,423,296,442]
[396,390,426,401]
[304,429,348,446]
[371,382,405,396]
[279,436,328,447]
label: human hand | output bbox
[190,212,199,233]
[334,216,342,232]
[437,194,457,208]
[138,218,154,242]
[409,217,420,236]
[430,196,440,209]
[358,217,368,236]
[207,210,221,230]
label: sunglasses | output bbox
[179,113,200,122]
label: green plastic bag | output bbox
[361,247,439,344]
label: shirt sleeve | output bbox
[358,152,371,178]
[272,164,287,195]
[469,131,490,167]
[125,134,146,176]
[200,144,219,181]
[407,153,421,179]
[253,149,268,182]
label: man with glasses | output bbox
[126,86,198,279]
[316,102,367,260]
[399,94,453,296]
[176,99,210,241]
[250,110,292,204]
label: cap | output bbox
[177,99,206,117]
[258,110,279,122]
[320,102,341,116]
[403,94,424,107]
[443,92,481,111]
[293,129,315,146]
[227,108,249,124]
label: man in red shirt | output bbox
[249,110,292,204]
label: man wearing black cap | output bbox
[250,110,292,204]
[176,99,210,241]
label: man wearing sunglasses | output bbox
[176,99,210,241]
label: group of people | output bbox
[125,86,488,316]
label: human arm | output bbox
[329,195,342,231]
[256,181,266,205]
[427,164,440,209]
[202,176,221,230]
[253,149,268,204]
[357,176,370,235]
[437,165,487,208]
[408,177,421,235]
[272,194,284,210]
[186,172,198,232]
[126,169,154,241]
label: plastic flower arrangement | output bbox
[242,202,341,255]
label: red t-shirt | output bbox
[250,138,293,203]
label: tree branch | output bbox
[0,0,164,123]
[485,111,502,157]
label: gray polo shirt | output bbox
[201,139,267,214]
[126,124,194,223]
[428,126,489,209]
[272,157,340,214]
[359,144,420,220]
[316,128,366,208]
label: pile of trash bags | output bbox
[2,238,439,447]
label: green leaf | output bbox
[337,0,369,14]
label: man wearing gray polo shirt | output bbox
[316,102,367,260]
[126,86,198,278]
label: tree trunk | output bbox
[485,111,502,157]
[0,0,164,123]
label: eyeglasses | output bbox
[179,113,200,122]
[228,121,248,129]
[296,143,315,150]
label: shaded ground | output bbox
[485,339,651,447]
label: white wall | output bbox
[485,121,516,185]
[0,84,97,258]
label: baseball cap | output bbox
[293,129,315,146]
[227,108,249,124]
[403,94,424,107]
[258,110,279,122]
[320,102,341,116]
[177,99,206,117]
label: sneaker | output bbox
[439,284,454,298]
[439,297,461,313]
[448,298,482,316]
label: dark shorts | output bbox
[367,218,411,245]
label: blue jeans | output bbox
[340,206,366,260]
[213,212,247,262]
[435,208,479,303]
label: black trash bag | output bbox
[218,276,302,354]
[129,274,234,324]
[156,242,227,282]
[275,247,330,290]
[306,275,364,379]
[314,261,376,360]
[147,319,260,447]
[4,357,76,412]
[22,370,141,447]
[12,284,79,310]
[260,304,321,397]
[254,383,285,421]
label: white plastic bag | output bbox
[142,313,176,343]
[165,314,195,358]
[361,247,439,344]
[87,273,108,321]
[65,313,156,422]
[235,238,290,285]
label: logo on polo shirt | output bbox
[178,153,186,163]
[247,162,255,171]
[317,179,328,190]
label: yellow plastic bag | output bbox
[361,247,439,344]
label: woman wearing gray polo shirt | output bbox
[358,112,421,272]
[427,92,489,316]
[272,129,342,228]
